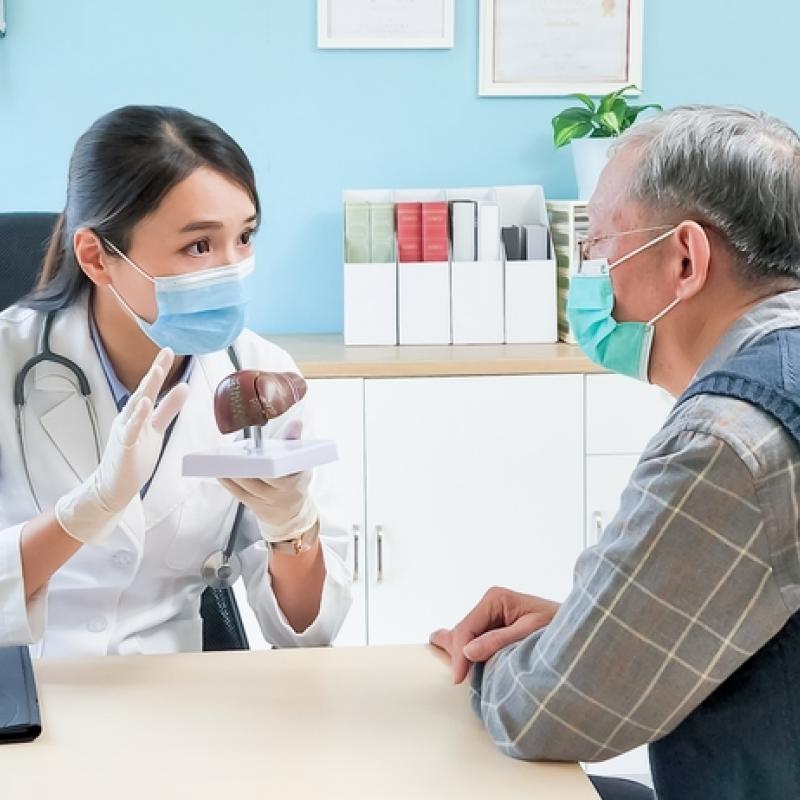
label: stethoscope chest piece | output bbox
[201,549,242,590]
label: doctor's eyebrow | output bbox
[179,214,258,233]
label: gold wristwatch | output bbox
[268,522,320,556]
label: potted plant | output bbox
[552,85,662,199]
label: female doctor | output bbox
[0,105,352,657]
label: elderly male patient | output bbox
[433,105,800,800]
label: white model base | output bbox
[182,439,338,479]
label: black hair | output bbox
[20,105,260,311]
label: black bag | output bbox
[0,646,42,744]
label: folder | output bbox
[344,202,371,264]
[0,646,42,744]
[524,224,550,260]
[396,202,423,263]
[501,225,525,261]
[421,202,449,262]
[478,202,501,261]
[450,200,477,262]
[369,202,396,263]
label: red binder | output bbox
[422,202,449,263]
[396,202,422,263]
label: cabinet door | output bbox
[586,374,674,455]
[234,378,367,648]
[364,375,584,646]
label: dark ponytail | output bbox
[33,212,70,294]
[20,105,260,312]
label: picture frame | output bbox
[479,0,644,97]
[318,0,454,50]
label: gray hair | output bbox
[612,105,800,286]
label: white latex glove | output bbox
[54,348,190,545]
[218,420,318,544]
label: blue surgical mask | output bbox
[566,227,679,382]
[104,240,255,355]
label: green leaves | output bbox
[552,107,595,148]
[551,85,662,148]
[624,103,663,127]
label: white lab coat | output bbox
[0,291,352,658]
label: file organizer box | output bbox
[446,187,505,345]
[343,190,397,345]
[496,185,558,344]
[395,189,452,345]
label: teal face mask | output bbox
[566,227,679,382]
[104,240,255,355]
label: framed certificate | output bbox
[479,0,644,96]
[318,0,454,49]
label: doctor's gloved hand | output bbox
[54,348,189,545]
[218,420,319,545]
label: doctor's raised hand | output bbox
[54,347,189,544]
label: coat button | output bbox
[87,617,107,633]
[112,550,134,568]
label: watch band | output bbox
[268,521,320,556]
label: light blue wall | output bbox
[0,1,795,334]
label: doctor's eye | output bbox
[240,228,256,246]
[186,238,211,256]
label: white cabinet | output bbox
[363,375,584,645]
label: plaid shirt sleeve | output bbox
[469,422,792,762]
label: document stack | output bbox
[546,200,589,344]
[343,185,557,346]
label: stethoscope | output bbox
[14,310,247,590]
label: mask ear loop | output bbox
[608,226,677,271]
[648,296,681,326]
[102,238,156,282]
[101,238,157,324]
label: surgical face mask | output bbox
[104,240,255,355]
[566,227,680,382]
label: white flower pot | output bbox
[571,137,614,200]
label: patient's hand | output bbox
[430,588,560,684]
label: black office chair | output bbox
[0,212,248,651]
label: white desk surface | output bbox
[2,644,599,799]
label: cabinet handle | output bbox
[352,524,360,583]
[592,511,604,542]
[376,525,385,583]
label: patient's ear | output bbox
[675,220,711,301]
[73,228,113,286]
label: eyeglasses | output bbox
[577,225,675,270]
